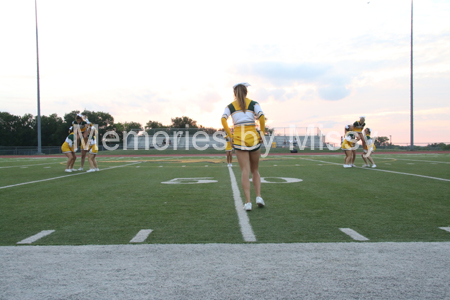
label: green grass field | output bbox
[1,152,449,245]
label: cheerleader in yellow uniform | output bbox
[361,128,376,168]
[86,128,99,172]
[70,114,92,171]
[221,82,265,211]
[352,116,366,148]
[341,125,359,168]
[225,134,233,167]
[61,131,77,172]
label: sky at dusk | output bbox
[1,0,449,144]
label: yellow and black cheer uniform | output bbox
[222,98,265,151]
[341,131,356,150]
[352,120,365,133]
[61,133,76,153]
[224,134,233,152]
[363,135,376,153]
[70,119,91,134]
[88,137,98,154]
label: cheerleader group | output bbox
[61,114,99,173]
[341,116,376,168]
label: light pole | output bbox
[410,0,414,150]
[35,0,42,154]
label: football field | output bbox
[1,152,450,299]
[1,152,449,245]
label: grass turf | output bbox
[0,152,449,245]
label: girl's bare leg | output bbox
[249,149,261,197]
[235,150,251,203]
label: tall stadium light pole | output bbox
[410,0,414,150]
[35,0,42,154]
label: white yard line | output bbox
[227,166,256,242]
[130,230,153,243]
[439,227,450,233]
[301,158,450,182]
[0,162,140,190]
[390,158,450,164]
[339,228,369,241]
[0,161,63,169]
[17,230,55,244]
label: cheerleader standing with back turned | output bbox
[221,82,266,211]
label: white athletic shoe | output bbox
[65,169,72,173]
[86,169,96,173]
[96,168,100,171]
[71,168,76,171]
[371,164,377,168]
[78,167,83,171]
[244,202,252,211]
[256,197,265,208]
[343,164,351,168]
[362,164,370,168]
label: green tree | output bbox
[113,121,142,142]
[123,121,143,132]
[0,112,20,146]
[171,116,198,128]
[39,113,65,146]
[145,120,165,129]
[374,136,390,146]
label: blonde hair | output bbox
[234,84,248,113]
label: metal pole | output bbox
[410,0,414,150]
[35,0,42,154]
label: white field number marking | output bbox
[250,177,303,183]
[161,177,218,184]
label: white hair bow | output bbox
[233,82,251,89]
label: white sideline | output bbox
[130,229,153,243]
[0,162,140,190]
[227,166,256,242]
[301,158,450,182]
[339,228,369,241]
[17,230,55,244]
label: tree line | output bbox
[0,110,212,147]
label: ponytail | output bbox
[234,84,248,112]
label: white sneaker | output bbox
[343,164,351,168]
[256,197,265,208]
[65,169,72,173]
[71,168,76,171]
[371,164,377,168]
[243,202,252,211]
[96,168,100,171]
[78,167,83,171]
[362,164,370,168]
[86,169,96,173]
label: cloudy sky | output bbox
[1,0,449,144]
